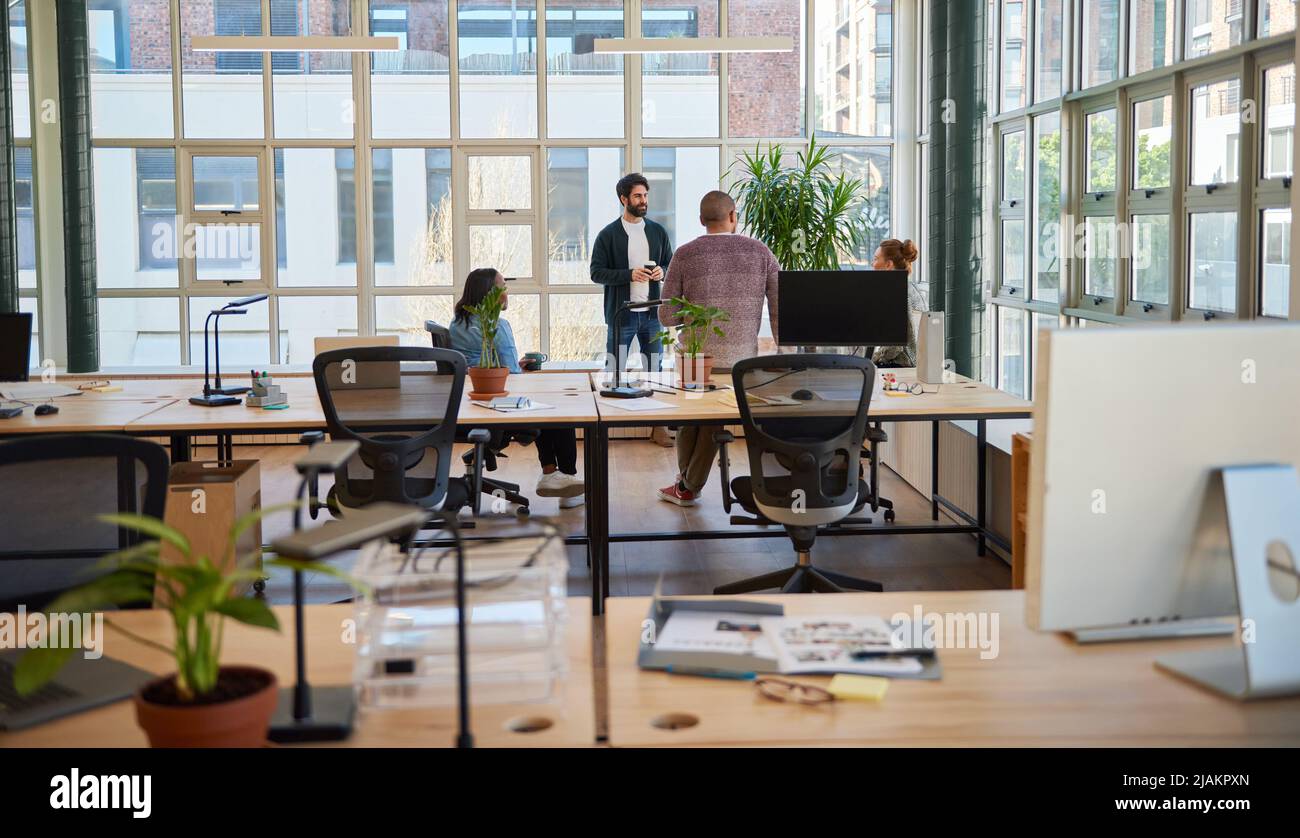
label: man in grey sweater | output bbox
[656,190,780,506]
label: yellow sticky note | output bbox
[92,386,123,393]
[828,674,889,702]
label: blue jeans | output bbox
[607,309,662,374]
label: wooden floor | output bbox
[228,435,1011,605]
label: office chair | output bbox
[311,346,492,518]
[0,434,170,612]
[712,354,884,594]
[425,319,534,514]
[862,422,896,523]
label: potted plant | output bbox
[14,509,355,748]
[729,133,877,270]
[464,283,510,399]
[656,296,730,387]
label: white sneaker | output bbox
[536,471,585,498]
[559,494,585,509]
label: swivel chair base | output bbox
[713,550,882,595]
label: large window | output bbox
[1001,1,1027,111]
[814,0,891,138]
[1082,0,1120,89]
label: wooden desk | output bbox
[0,398,177,435]
[604,591,1300,747]
[1,600,597,748]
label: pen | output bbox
[850,648,936,661]
[666,666,757,681]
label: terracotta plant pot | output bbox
[678,353,714,387]
[134,666,278,748]
[468,366,510,400]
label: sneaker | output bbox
[559,494,585,509]
[650,426,675,448]
[657,482,698,506]
[536,470,585,498]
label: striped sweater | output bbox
[658,233,780,370]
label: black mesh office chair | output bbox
[0,434,170,612]
[712,354,883,594]
[311,346,491,517]
[425,319,534,514]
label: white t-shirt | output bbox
[622,217,651,303]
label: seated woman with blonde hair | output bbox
[871,238,929,369]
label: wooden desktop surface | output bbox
[2,600,596,748]
[604,591,1300,747]
[0,397,177,434]
[591,368,1031,424]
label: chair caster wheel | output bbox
[253,578,266,594]
[884,509,896,523]
[516,505,531,517]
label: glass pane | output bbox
[1082,0,1120,88]
[1261,208,1291,318]
[501,293,540,358]
[1188,211,1237,313]
[89,0,174,138]
[1032,112,1061,302]
[277,296,358,363]
[375,295,455,344]
[467,156,532,210]
[644,146,720,249]
[729,0,804,138]
[1034,0,1063,103]
[832,146,892,266]
[813,0,890,138]
[1002,218,1026,294]
[100,298,182,367]
[9,1,29,139]
[547,0,624,139]
[548,294,607,361]
[19,297,38,365]
[643,0,719,138]
[547,147,626,284]
[188,296,270,366]
[1002,130,1025,202]
[377,148,453,287]
[469,226,533,279]
[1131,214,1171,305]
[193,156,260,212]
[370,0,451,139]
[1085,109,1117,193]
[1260,0,1297,37]
[1001,0,1027,112]
[15,148,36,290]
[458,0,538,139]
[95,147,179,289]
[181,0,265,139]
[997,306,1027,399]
[194,224,261,281]
[274,149,359,287]
[1263,63,1295,180]
[1191,79,1241,186]
[1129,0,1174,75]
[1186,0,1243,59]
[1133,95,1172,189]
[1083,216,1117,297]
[272,0,354,139]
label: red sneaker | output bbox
[658,482,698,506]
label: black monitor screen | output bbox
[0,312,33,382]
[777,270,910,347]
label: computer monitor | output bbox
[0,312,33,382]
[777,270,909,347]
[1026,321,1300,640]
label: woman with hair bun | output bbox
[871,238,928,368]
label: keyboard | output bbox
[0,658,78,715]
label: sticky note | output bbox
[92,386,123,393]
[828,674,889,702]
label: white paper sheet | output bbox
[598,397,675,412]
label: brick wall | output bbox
[728,0,802,137]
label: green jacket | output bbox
[589,217,674,327]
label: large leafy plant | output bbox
[729,134,872,270]
[15,508,355,700]
[464,284,507,369]
[656,297,730,357]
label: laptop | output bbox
[0,649,155,732]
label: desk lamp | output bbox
[190,293,269,406]
[600,299,659,399]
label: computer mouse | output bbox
[35,403,59,416]
[790,389,814,401]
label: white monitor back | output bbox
[1026,322,1300,632]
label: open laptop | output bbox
[0,649,155,731]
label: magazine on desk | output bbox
[639,594,941,680]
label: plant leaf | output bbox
[98,513,192,557]
[13,645,78,696]
[212,597,280,631]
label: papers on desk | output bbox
[472,398,555,413]
[0,382,83,400]
[598,396,675,412]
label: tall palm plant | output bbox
[729,134,872,270]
